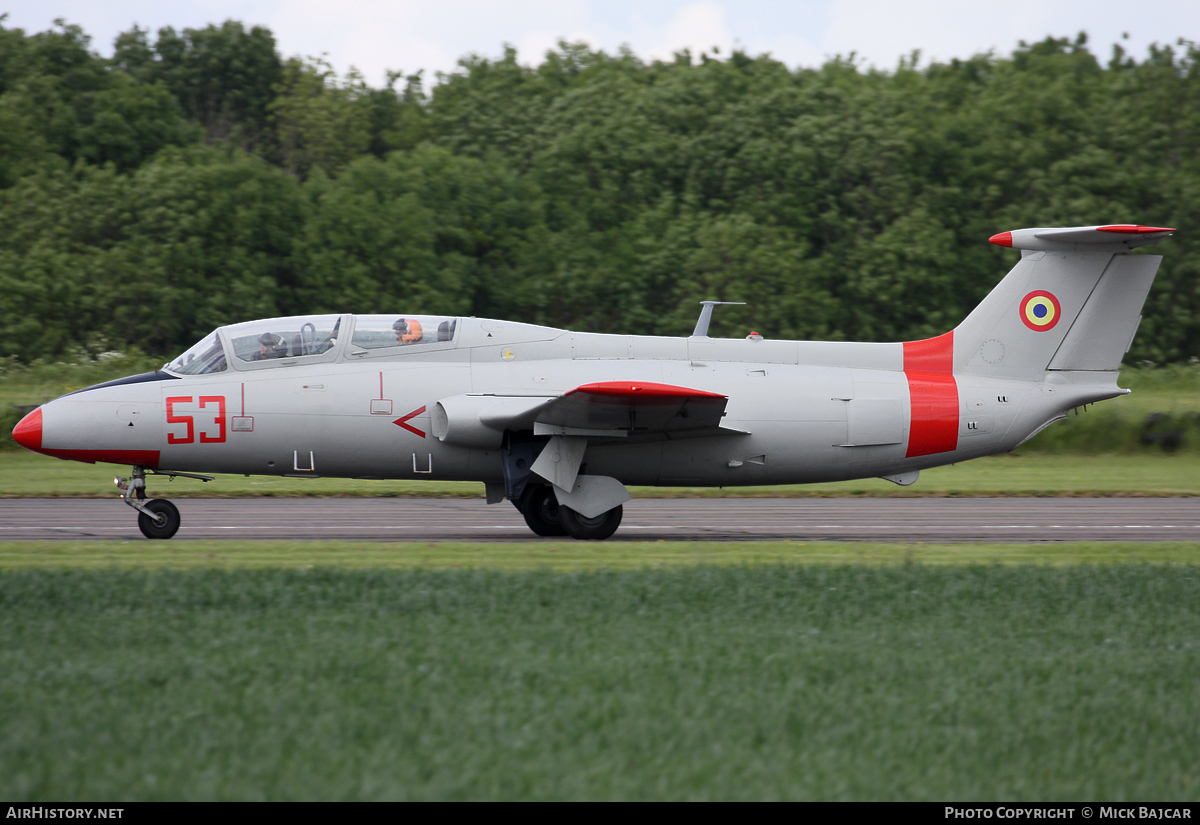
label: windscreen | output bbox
[164,333,228,375]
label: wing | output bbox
[533,381,733,437]
[431,381,743,449]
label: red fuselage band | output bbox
[903,332,959,457]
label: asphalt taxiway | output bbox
[0,497,1197,542]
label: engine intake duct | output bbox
[431,394,555,449]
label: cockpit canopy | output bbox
[163,314,459,376]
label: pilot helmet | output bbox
[257,332,286,358]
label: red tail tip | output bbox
[12,407,42,451]
[989,232,1013,247]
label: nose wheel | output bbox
[137,499,181,539]
[115,466,212,540]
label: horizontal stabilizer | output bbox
[989,224,1175,252]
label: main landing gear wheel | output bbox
[519,484,568,537]
[559,504,623,541]
[137,499,181,540]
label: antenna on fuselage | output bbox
[691,301,746,337]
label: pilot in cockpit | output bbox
[393,318,423,345]
[254,332,288,360]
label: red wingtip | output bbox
[12,407,42,451]
[1097,225,1176,234]
[989,231,1013,247]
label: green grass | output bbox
[0,450,1196,498]
[0,539,1197,570]
[2,563,1198,800]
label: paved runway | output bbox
[0,497,1197,542]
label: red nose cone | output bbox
[12,407,43,451]
[989,231,1013,247]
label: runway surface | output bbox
[0,497,1198,542]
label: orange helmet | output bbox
[393,318,423,343]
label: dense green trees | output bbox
[0,18,1196,364]
[0,147,301,357]
[113,21,281,150]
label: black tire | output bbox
[519,484,568,537]
[559,504,623,541]
[138,499,181,540]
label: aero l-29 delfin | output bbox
[11,224,1175,540]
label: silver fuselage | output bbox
[33,317,1122,488]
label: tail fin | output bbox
[953,225,1174,379]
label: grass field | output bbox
[2,559,1198,800]
[0,539,1197,570]
[2,358,1197,800]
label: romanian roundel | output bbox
[1019,290,1062,331]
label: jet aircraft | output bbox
[11,224,1174,540]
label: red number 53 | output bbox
[166,396,226,444]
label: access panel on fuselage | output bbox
[157,363,475,479]
[315,364,474,479]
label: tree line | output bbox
[0,18,1197,363]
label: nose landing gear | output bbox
[115,466,213,540]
